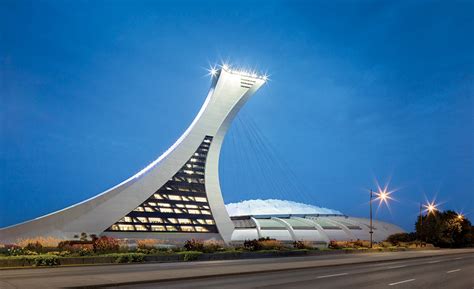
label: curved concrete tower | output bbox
[0,66,266,244]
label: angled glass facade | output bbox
[106,136,218,233]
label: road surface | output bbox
[0,249,472,289]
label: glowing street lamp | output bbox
[419,200,440,246]
[423,201,438,216]
[369,187,394,248]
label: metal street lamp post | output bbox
[369,189,374,248]
[419,202,423,247]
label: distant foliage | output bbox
[416,210,473,248]
[386,233,417,245]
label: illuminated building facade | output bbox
[0,66,266,244]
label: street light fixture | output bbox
[419,200,439,246]
[423,201,438,216]
[369,187,393,248]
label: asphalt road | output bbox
[0,249,473,289]
[114,252,474,289]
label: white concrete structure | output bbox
[0,66,266,244]
[0,66,404,246]
[230,215,404,248]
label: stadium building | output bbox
[0,66,403,246]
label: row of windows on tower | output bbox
[109,224,212,232]
[106,136,218,233]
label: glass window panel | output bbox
[195,226,209,232]
[181,226,195,232]
[149,217,163,223]
[166,225,177,231]
[151,225,166,231]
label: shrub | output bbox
[25,241,43,253]
[329,240,371,249]
[178,251,202,261]
[328,240,343,249]
[93,236,120,253]
[386,232,417,245]
[243,239,261,251]
[137,239,158,250]
[293,240,314,250]
[16,237,62,249]
[184,239,204,251]
[202,240,224,253]
[33,255,59,267]
[78,247,94,256]
[5,248,37,256]
[243,238,283,251]
[113,253,145,263]
[46,251,70,257]
[259,239,283,250]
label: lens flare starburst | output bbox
[207,65,218,77]
[372,180,397,213]
[423,200,439,215]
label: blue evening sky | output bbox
[1,0,473,231]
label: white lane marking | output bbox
[316,273,348,279]
[389,279,416,286]
[447,269,461,274]
[387,265,406,269]
[453,257,462,260]
[426,260,441,264]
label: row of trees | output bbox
[415,210,473,248]
[389,210,473,248]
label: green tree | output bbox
[415,210,473,248]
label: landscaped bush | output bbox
[184,239,204,251]
[58,240,94,254]
[243,239,261,251]
[202,240,224,253]
[93,236,120,253]
[178,251,202,261]
[259,239,283,250]
[386,232,417,245]
[243,238,283,251]
[46,251,71,257]
[137,239,158,250]
[33,255,59,267]
[16,237,63,249]
[25,241,43,253]
[328,240,342,249]
[5,245,30,256]
[111,253,145,263]
[329,240,371,249]
[293,240,314,250]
